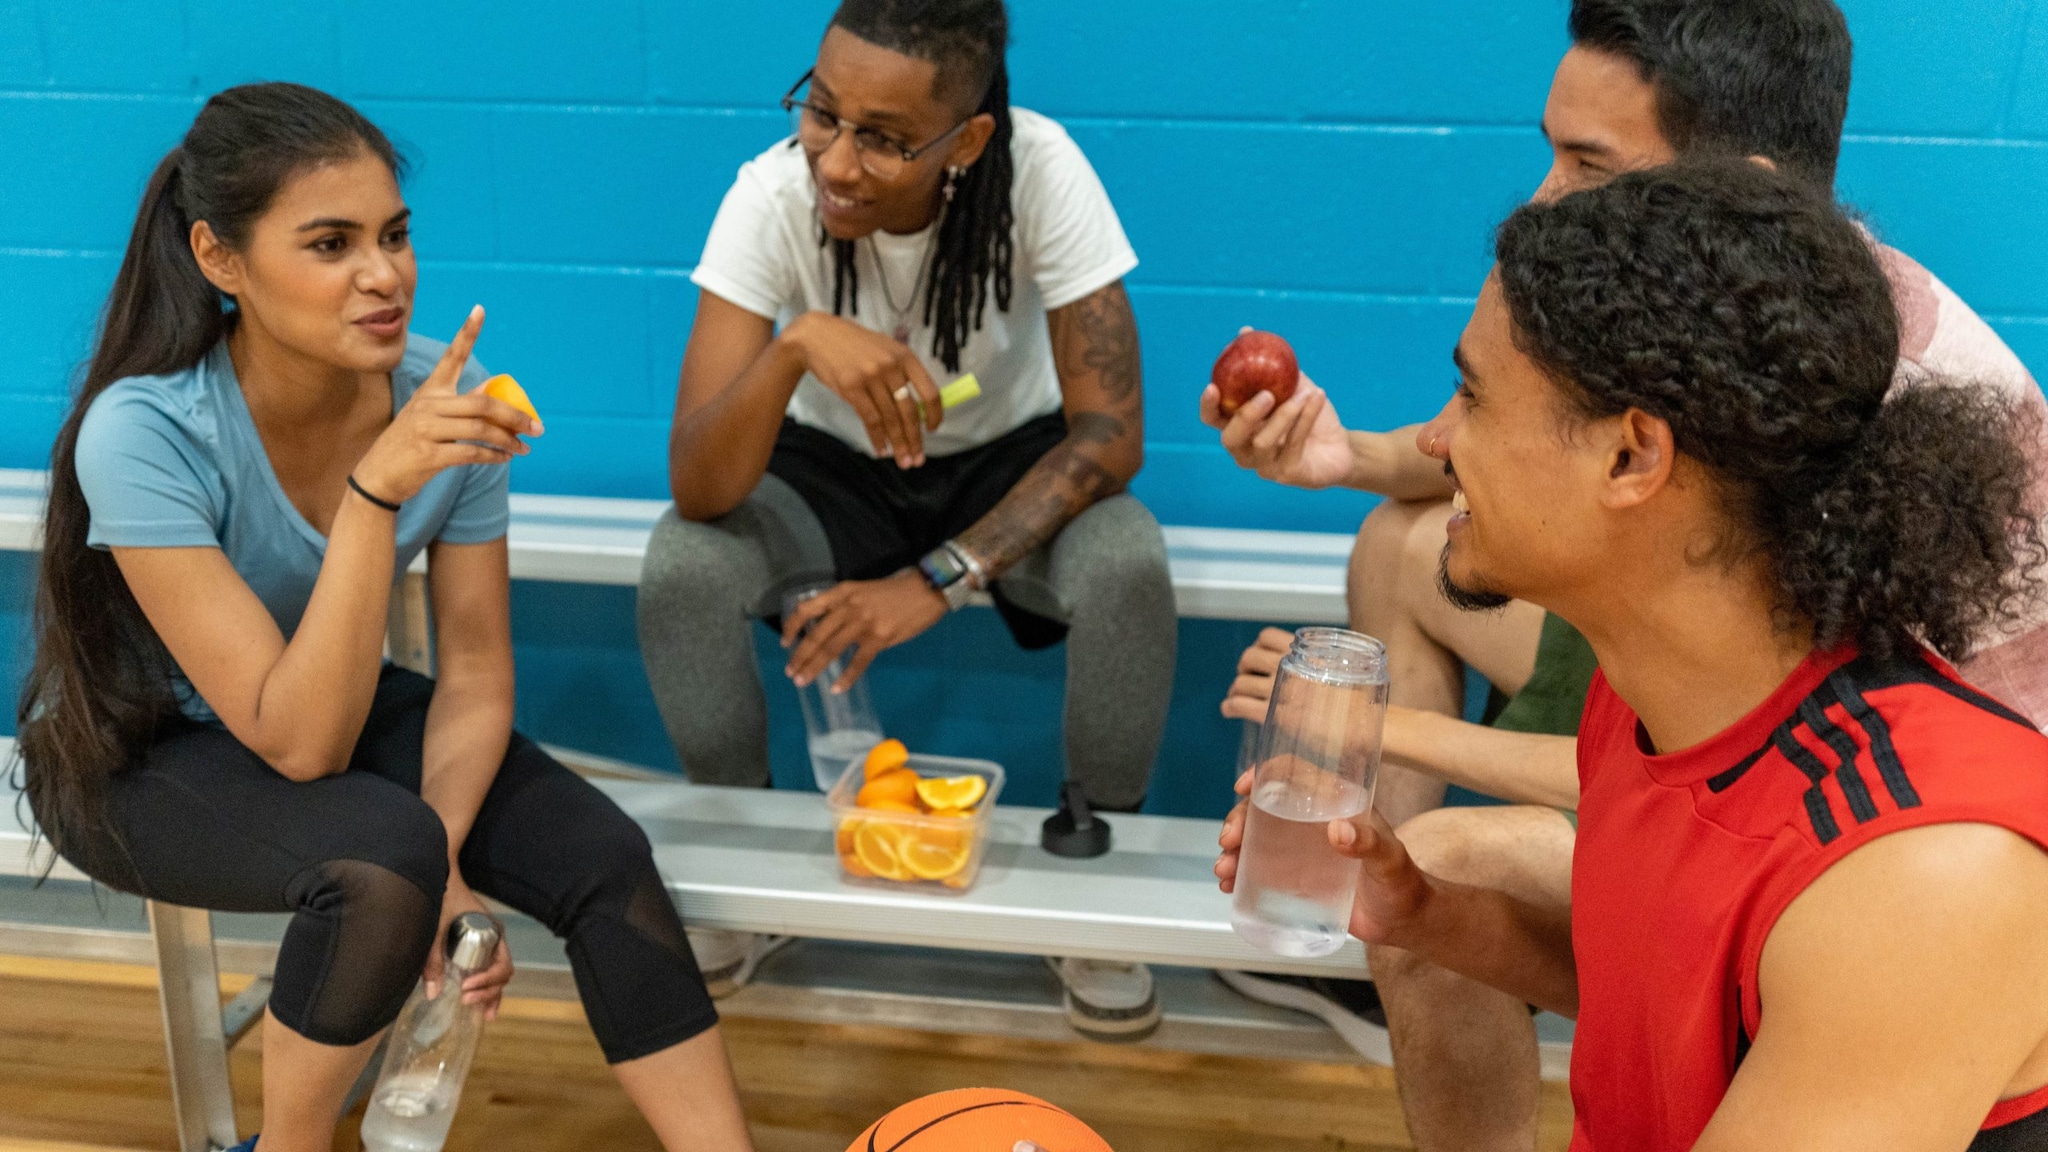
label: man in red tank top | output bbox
[1216,159,2048,1150]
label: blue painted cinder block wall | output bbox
[2,1,2043,814]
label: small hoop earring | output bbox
[943,165,963,203]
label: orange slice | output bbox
[853,821,911,881]
[856,768,920,809]
[900,836,970,881]
[913,774,987,812]
[862,738,910,781]
[481,374,541,423]
[861,799,920,815]
[840,851,876,879]
[910,820,970,853]
[835,816,862,856]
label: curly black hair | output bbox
[1494,159,2045,662]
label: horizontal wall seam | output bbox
[4,249,2043,319]
[4,88,2047,146]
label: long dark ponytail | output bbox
[825,0,1016,374]
[19,83,401,866]
[1493,159,2046,663]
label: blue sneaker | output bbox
[222,1137,258,1152]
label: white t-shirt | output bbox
[691,107,1138,457]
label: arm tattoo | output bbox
[1063,282,1142,402]
[957,283,1144,576]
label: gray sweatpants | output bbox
[636,475,1176,810]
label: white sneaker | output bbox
[1049,957,1161,1042]
[1215,969,1393,1063]
[686,928,792,999]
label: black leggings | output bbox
[48,667,717,1063]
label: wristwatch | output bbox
[917,540,984,612]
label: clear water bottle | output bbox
[1235,718,1261,777]
[784,584,885,791]
[1231,628,1389,958]
[360,913,503,1152]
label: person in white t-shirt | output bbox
[637,0,1174,1037]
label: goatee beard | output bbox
[1438,544,1512,613]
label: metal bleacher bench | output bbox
[0,467,1397,1151]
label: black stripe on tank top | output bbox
[1826,668,1924,811]
[1797,695,1880,824]
[1707,742,1772,793]
[1770,724,1842,845]
[1845,654,2039,733]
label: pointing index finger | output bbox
[428,305,485,393]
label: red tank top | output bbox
[1569,645,2048,1150]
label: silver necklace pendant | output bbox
[868,206,945,352]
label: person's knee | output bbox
[585,811,659,897]
[1353,498,1418,582]
[1368,939,1439,993]
[1351,498,1443,627]
[367,794,452,895]
[542,800,664,927]
[638,508,755,618]
[1396,502,1453,598]
[1394,806,1490,885]
[1053,498,1171,604]
[276,808,447,1045]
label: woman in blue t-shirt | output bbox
[19,84,752,1152]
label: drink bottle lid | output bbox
[1041,781,1113,858]
[448,912,502,972]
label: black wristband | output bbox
[347,474,402,513]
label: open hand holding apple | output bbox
[1211,330,1300,416]
[1200,329,1354,490]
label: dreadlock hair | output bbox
[825,0,1015,374]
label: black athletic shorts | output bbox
[766,412,1072,648]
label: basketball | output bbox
[846,1088,1111,1151]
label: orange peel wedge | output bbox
[481,374,541,424]
[913,774,987,812]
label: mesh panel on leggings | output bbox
[567,866,717,1063]
[622,866,692,960]
[272,858,440,1046]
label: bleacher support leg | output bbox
[148,900,240,1152]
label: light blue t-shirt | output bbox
[75,333,510,722]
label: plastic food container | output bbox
[828,753,1005,894]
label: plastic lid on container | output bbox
[1041,781,1113,859]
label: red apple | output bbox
[1211,330,1300,417]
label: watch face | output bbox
[921,548,965,589]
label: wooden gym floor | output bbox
[0,956,1574,1151]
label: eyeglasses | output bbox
[780,69,971,181]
